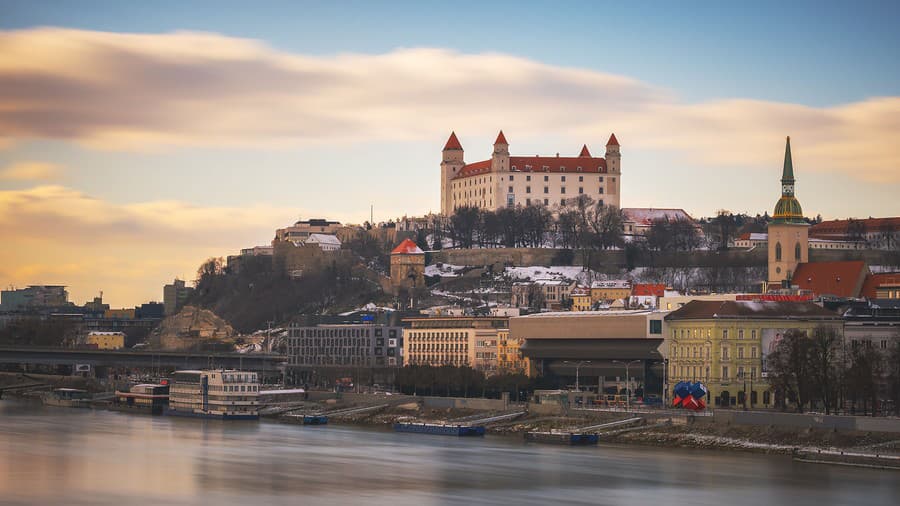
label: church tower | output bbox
[767,136,809,287]
[440,132,464,215]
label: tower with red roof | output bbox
[390,238,426,291]
[441,132,465,215]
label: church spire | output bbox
[782,136,794,184]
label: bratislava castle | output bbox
[440,130,621,215]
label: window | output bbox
[751,330,756,339]
[508,186,513,193]
[599,176,604,182]
[649,320,662,334]
[599,187,604,194]
[543,198,549,205]
[775,242,782,261]
[722,366,729,380]
[561,175,566,182]
[526,198,531,205]
[795,242,802,260]
[526,186,531,193]
[579,187,584,194]
[561,187,566,194]
[738,347,744,359]
[509,175,514,181]
[579,176,584,182]
[722,329,729,339]
[738,329,744,339]
[722,346,729,359]
[544,186,549,194]
[544,175,549,182]
[751,346,757,358]
[560,198,566,205]
[526,175,531,181]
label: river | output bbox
[0,400,896,505]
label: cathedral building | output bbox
[440,130,621,215]
[767,136,809,287]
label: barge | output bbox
[303,415,329,425]
[394,422,485,436]
[42,388,91,408]
[525,431,599,445]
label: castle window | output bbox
[599,187,604,194]
[544,187,549,194]
[561,175,566,182]
[509,175,514,181]
[598,199,604,206]
[579,187,584,194]
[526,186,531,194]
[560,198,566,206]
[579,176,584,182]
[526,198,531,205]
[543,166,549,171]
[599,176,604,182]
[508,186,513,193]
[544,199,549,206]
[526,175,531,181]
[561,187,566,194]
[511,166,516,170]
[775,242,782,261]
[577,167,583,172]
[544,175,549,182]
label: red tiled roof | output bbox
[579,144,591,157]
[391,238,424,255]
[494,130,508,145]
[606,133,619,146]
[810,217,900,237]
[666,300,838,320]
[632,283,666,297]
[791,261,869,298]
[861,272,900,299]
[452,155,607,180]
[443,131,462,151]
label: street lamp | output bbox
[562,360,592,391]
[612,359,641,410]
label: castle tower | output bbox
[491,130,509,210]
[605,133,621,207]
[767,136,809,287]
[440,131,464,215]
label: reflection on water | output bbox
[0,400,897,505]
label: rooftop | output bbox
[666,300,839,320]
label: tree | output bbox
[526,283,546,311]
[449,206,481,249]
[415,228,429,252]
[591,204,625,250]
[767,329,814,412]
[806,325,844,414]
[887,338,900,415]
[846,344,884,415]
[711,210,737,251]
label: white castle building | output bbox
[440,131,621,215]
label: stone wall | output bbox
[713,410,900,433]
[423,396,509,411]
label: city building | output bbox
[570,287,592,311]
[390,239,425,290]
[163,279,193,316]
[622,208,701,238]
[590,280,632,304]
[629,284,667,308]
[85,331,125,350]
[733,232,861,250]
[658,293,739,311]
[665,300,842,408]
[511,311,668,398]
[402,316,508,370]
[511,279,576,310]
[275,218,343,245]
[810,217,900,250]
[166,369,259,420]
[862,273,900,299]
[497,329,529,374]
[440,131,621,215]
[0,285,69,311]
[286,323,403,370]
[767,136,809,286]
[304,233,342,252]
[240,245,274,256]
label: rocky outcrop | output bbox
[150,305,235,350]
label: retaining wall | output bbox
[714,410,900,433]
[423,396,508,411]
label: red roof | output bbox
[391,238,425,255]
[606,133,619,146]
[791,261,869,298]
[810,217,900,238]
[632,283,666,297]
[861,272,900,299]
[443,132,462,151]
[579,144,591,157]
[453,159,493,179]
[494,130,508,145]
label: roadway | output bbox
[0,346,286,372]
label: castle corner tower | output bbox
[767,136,809,287]
[440,131,465,215]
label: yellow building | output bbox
[665,300,841,408]
[86,331,125,350]
[590,280,632,304]
[496,330,529,374]
[402,317,508,372]
[570,287,592,311]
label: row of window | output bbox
[289,327,397,339]
[672,328,761,340]
[671,365,758,381]
[672,345,758,359]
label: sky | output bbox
[1,1,898,307]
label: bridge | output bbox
[0,346,287,373]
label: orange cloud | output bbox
[3,28,895,181]
[0,161,62,181]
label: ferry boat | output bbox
[42,388,92,408]
[112,383,169,415]
[394,422,485,437]
[164,370,259,420]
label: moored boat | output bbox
[42,388,91,408]
[394,422,485,436]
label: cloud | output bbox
[0,185,351,307]
[0,27,898,182]
[0,161,62,181]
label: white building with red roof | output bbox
[439,130,621,215]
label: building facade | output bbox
[163,279,193,316]
[497,329,529,374]
[85,331,125,350]
[0,285,69,311]
[440,131,621,215]
[403,317,508,371]
[286,323,403,369]
[665,300,842,408]
[275,218,343,245]
[590,280,632,303]
[390,239,425,290]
